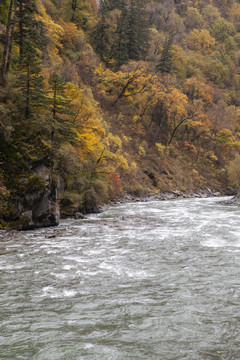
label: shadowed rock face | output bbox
[2,158,60,230]
[16,163,60,230]
[20,186,60,230]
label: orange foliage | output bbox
[88,0,98,14]
[109,172,122,195]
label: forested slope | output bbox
[1,0,240,228]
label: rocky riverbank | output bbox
[0,183,237,231]
[110,188,226,206]
[219,194,240,206]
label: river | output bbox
[0,197,240,359]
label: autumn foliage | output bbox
[109,172,122,195]
[1,0,240,219]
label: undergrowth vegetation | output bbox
[1,0,240,223]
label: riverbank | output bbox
[77,188,236,217]
[0,187,236,231]
[115,188,224,204]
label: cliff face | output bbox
[0,146,60,230]
[18,164,60,230]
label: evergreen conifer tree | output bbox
[0,0,15,86]
[49,72,76,148]
[112,1,129,68]
[14,52,47,119]
[157,35,174,74]
[15,0,44,63]
[91,0,111,62]
[108,0,123,10]
[127,0,149,61]
[14,0,47,119]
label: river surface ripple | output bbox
[0,197,240,360]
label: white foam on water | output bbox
[201,238,227,248]
[41,286,77,298]
[99,262,114,271]
[63,256,86,263]
[63,264,75,270]
[0,264,26,271]
[47,250,57,254]
[41,286,58,298]
[76,270,102,277]
[85,249,105,256]
[63,289,77,297]
[125,269,153,279]
[201,235,240,249]
[50,272,68,279]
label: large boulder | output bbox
[20,188,60,230]
[1,160,60,230]
[16,163,60,230]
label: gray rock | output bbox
[220,195,240,206]
[75,212,85,219]
[18,171,60,230]
[35,164,51,185]
[45,233,56,239]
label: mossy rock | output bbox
[0,219,9,229]
[82,188,97,214]
[60,197,75,207]
[25,174,45,194]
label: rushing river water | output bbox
[1,197,240,360]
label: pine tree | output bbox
[127,0,150,61]
[91,0,111,62]
[0,0,16,86]
[112,1,129,68]
[0,0,10,24]
[49,72,76,148]
[14,53,47,119]
[13,0,47,119]
[71,0,78,21]
[157,35,174,74]
[108,0,123,10]
[15,0,44,63]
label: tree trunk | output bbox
[0,0,14,86]
[6,1,17,74]
[25,64,30,119]
[168,117,189,145]
[19,0,24,62]
[71,0,78,21]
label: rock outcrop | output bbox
[1,153,60,230]
[17,163,60,230]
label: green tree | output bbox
[15,0,44,63]
[48,72,76,148]
[211,18,236,42]
[68,0,93,27]
[91,0,111,62]
[157,34,174,74]
[13,0,46,119]
[112,1,129,67]
[127,0,149,60]
[0,0,10,24]
[0,0,15,86]
[14,52,47,120]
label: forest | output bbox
[1,0,240,229]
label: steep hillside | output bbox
[1,0,240,228]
